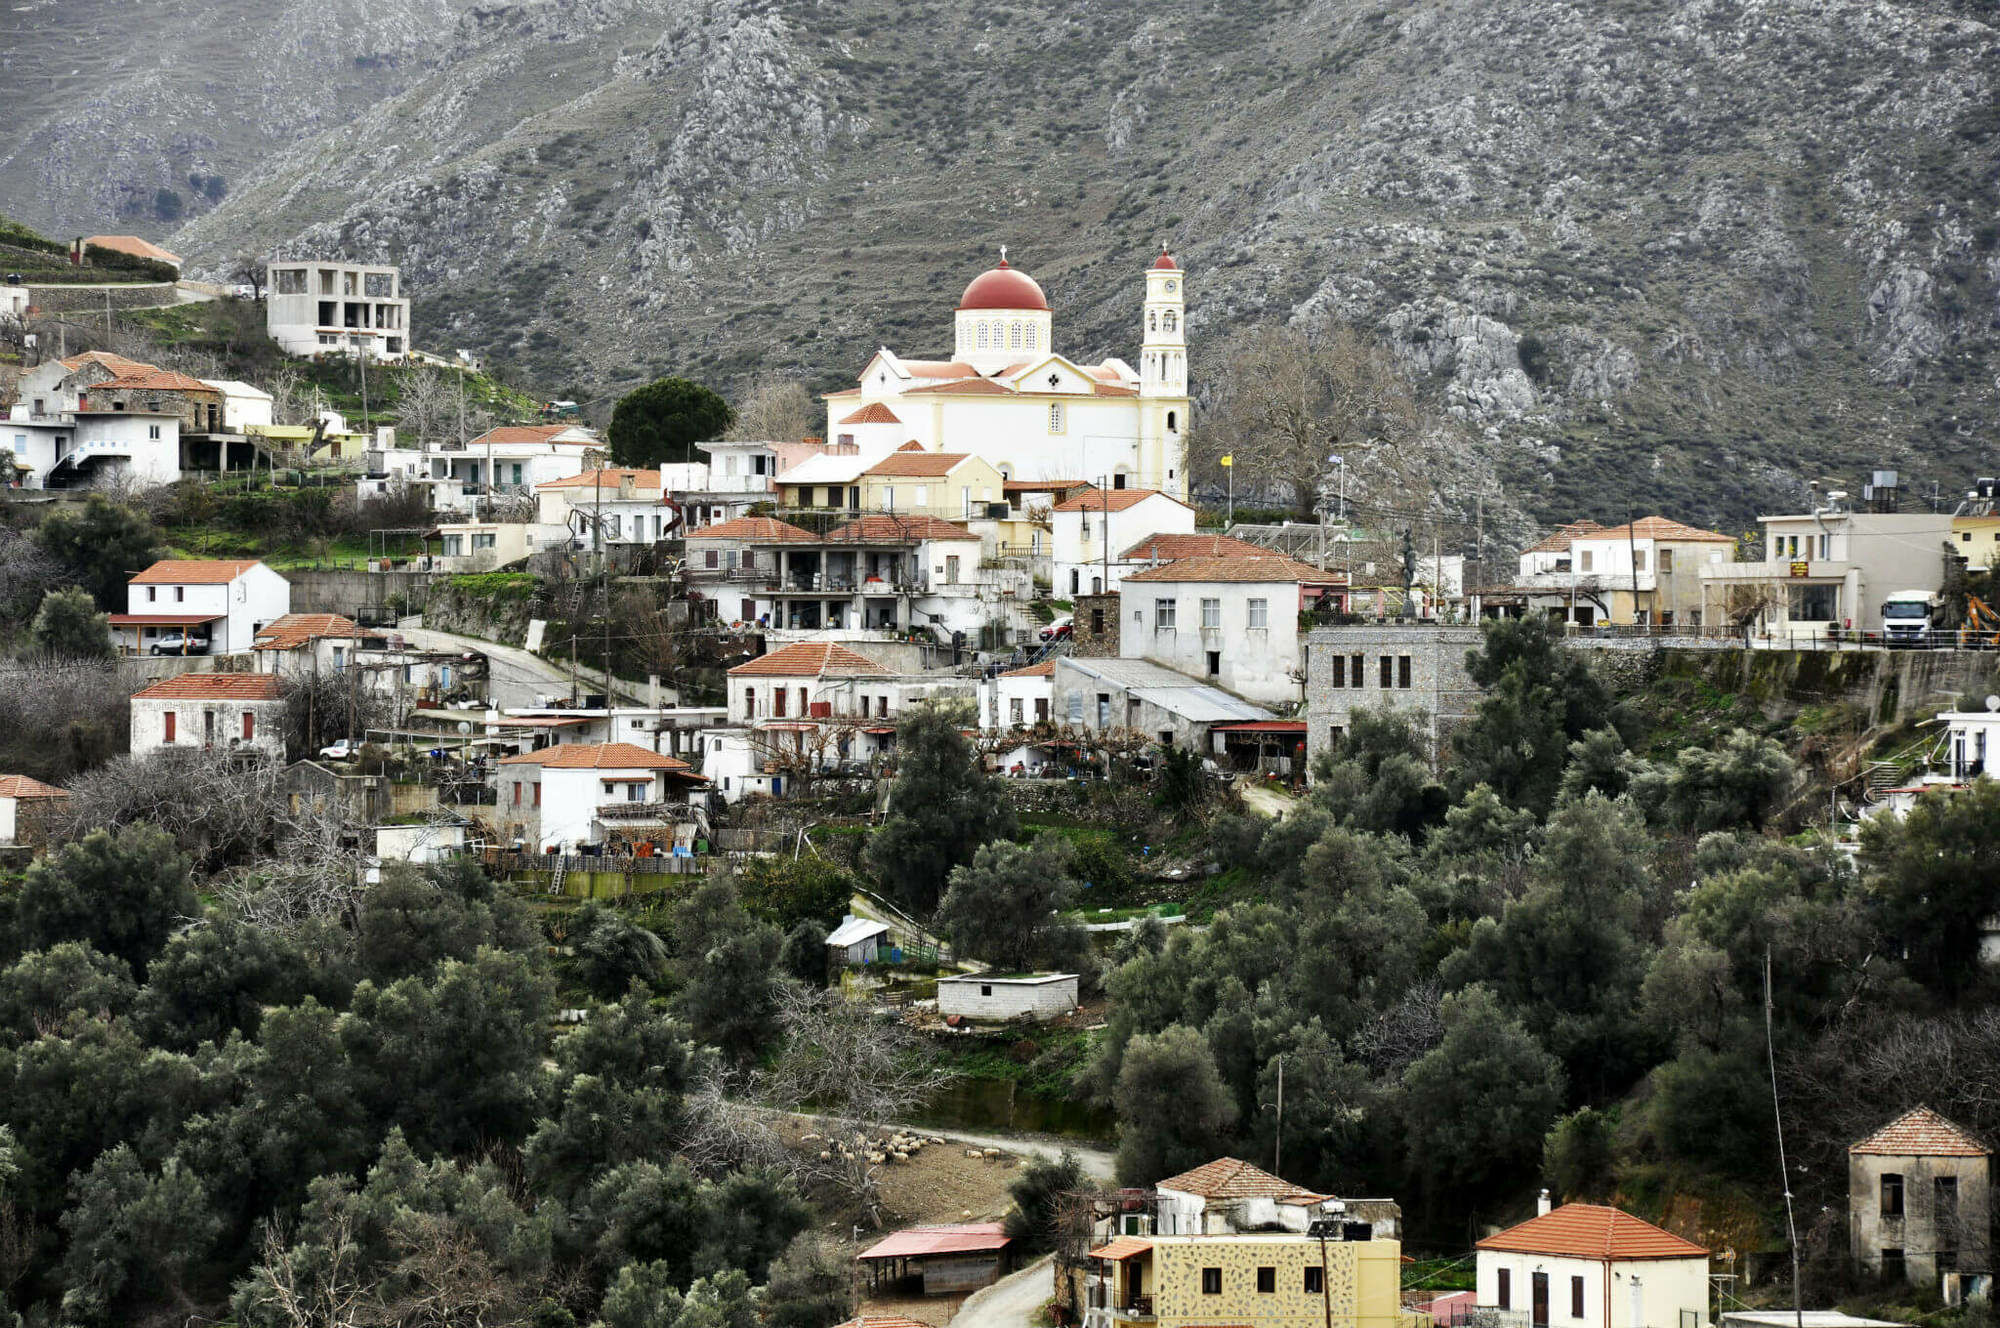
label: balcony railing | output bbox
[597,800,698,823]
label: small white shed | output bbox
[826,914,892,967]
[937,972,1079,1023]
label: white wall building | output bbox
[1475,1201,1709,1328]
[201,380,275,432]
[534,467,679,551]
[266,261,411,360]
[980,661,1054,733]
[129,673,287,759]
[936,972,1079,1023]
[4,407,181,489]
[1119,556,1343,706]
[494,741,709,852]
[1700,511,1956,639]
[420,423,602,514]
[822,249,1191,498]
[433,519,531,571]
[112,559,291,656]
[1052,488,1195,597]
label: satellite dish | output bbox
[1985,695,1999,713]
[457,721,473,734]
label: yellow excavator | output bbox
[1966,596,2000,648]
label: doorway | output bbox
[1531,1272,1549,1328]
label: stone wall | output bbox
[1647,646,1997,725]
[1072,592,1120,657]
[1303,623,1485,769]
[286,568,444,623]
[26,282,179,314]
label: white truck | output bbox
[1880,589,1944,646]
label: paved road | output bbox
[397,621,649,708]
[953,1256,1052,1328]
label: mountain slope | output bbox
[146,0,2000,532]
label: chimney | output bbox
[1537,1189,1552,1216]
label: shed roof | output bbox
[1056,658,1272,724]
[0,775,68,800]
[825,917,891,947]
[1090,1237,1154,1261]
[857,1223,1012,1261]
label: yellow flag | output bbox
[1219,454,1233,467]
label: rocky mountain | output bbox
[16,0,2000,535]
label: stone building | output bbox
[1302,623,1485,769]
[1072,592,1122,656]
[1849,1106,1991,1286]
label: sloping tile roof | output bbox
[468,424,594,447]
[904,377,1015,397]
[690,516,818,543]
[997,661,1054,678]
[1522,520,1609,556]
[1121,533,1280,562]
[1089,1237,1154,1261]
[536,468,660,490]
[1851,1106,1990,1157]
[728,641,895,678]
[898,360,978,379]
[857,1223,1011,1261]
[1475,1204,1708,1260]
[131,559,265,585]
[839,403,903,425]
[1123,555,1346,585]
[58,351,154,374]
[864,452,975,478]
[254,613,361,651]
[107,613,224,626]
[1156,1157,1311,1200]
[1052,487,1186,514]
[0,775,68,799]
[824,514,977,544]
[1585,516,1734,544]
[83,234,182,265]
[498,742,699,772]
[94,367,217,393]
[131,673,284,701]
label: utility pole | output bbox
[1627,498,1640,626]
[597,465,611,699]
[1273,1055,1284,1178]
[1472,495,1485,621]
[1100,475,1110,596]
[358,345,370,439]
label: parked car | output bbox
[1040,616,1073,643]
[150,633,209,656]
[318,739,360,761]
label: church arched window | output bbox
[1167,410,1177,431]
[976,323,989,349]
[1148,310,1157,332]
[1164,310,1178,333]
[1026,324,1038,350]
[1010,322,1022,350]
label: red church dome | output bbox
[958,260,1049,312]
[1151,246,1179,270]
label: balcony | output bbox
[596,801,694,824]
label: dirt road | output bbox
[951,1256,1053,1328]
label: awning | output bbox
[1210,721,1307,735]
[1089,1237,1154,1261]
[107,613,223,626]
[761,721,820,731]
[862,726,895,735]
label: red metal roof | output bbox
[858,1223,1012,1261]
[1850,1106,1989,1157]
[1475,1204,1708,1261]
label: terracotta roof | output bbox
[690,516,818,543]
[131,559,265,585]
[0,774,68,800]
[1156,1157,1313,1200]
[839,403,903,425]
[1090,1237,1154,1261]
[1851,1106,1990,1157]
[1210,720,1309,733]
[998,662,1054,678]
[728,641,895,678]
[895,439,926,451]
[1091,383,1139,397]
[498,742,700,772]
[468,424,594,447]
[1123,555,1346,585]
[1121,534,1279,562]
[131,673,283,701]
[858,1223,1012,1261]
[1475,1204,1708,1261]
[1522,520,1609,557]
[83,234,182,265]
[1052,487,1186,515]
[536,468,660,490]
[899,360,978,379]
[865,452,976,478]
[958,261,1049,312]
[58,351,153,374]
[92,367,216,393]
[1584,516,1734,544]
[825,514,977,544]
[254,613,360,651]
[904,377,1015,397]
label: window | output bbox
[1580,549,1595,572]
[146,586,156,602]
[1155,599,1176,629]
[275,268,307,294]
[1350,654,1364,687]
[705,550,719,569]
[1789,583,1838,621]
[1399,655,1412,688]
[1881,1173,1904,1217]
[1256,1267,1276,1294]
[1634,549,1649,573]
[1201,1268,1222,1296]
[472,533,496,550]
[1010,698,1023,726]
[1048,404,1064,434]
[1026,325,1038,350]
[980,984,992,997]
[1937,1175,1959,1222]
[1570,1277,1584,1319]
[148,423,161,439]
[744,687,756,719]
[1304,1266,1323,1294]
[1379,655,1393,688]
[1207,650,1221,676]
[1881,1248,1905,1281]
[1658,547,1675,574]
[1329,655,1345,688]
[513,782,522,806]
[977,324,989,349]
[1497,1269,1511,1310]
[742,550,756,569]
[533,784,541,807]
[163,711,176,743]
[1010,322,1022,349]
[363,271,393,297]
[1248,598,1268,629]
[1201,597,1221,629]
[1090,606,1105,635]
[174,586,184,602]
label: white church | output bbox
[819,248,1191,499]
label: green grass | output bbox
[444,571,538,599]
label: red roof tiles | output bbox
[1585,516,1734,544]
[997,661,1054,678]
[691,516,818,543]
[824,514,977,544]
[83,235,182,265]
[1052,487,1187,515]
[1121,533,1279,562]
[1090,1237,1154,1261]
[93,367,216,394]
[728,641,894,678]
[1851,1106,1989,1157]
[0,775,68,800]
[131,673,283,701]
[1123,555,1345,585]
[536,468,660,490]
[1156,1157,1316,1201]
[839,403,904,425]
[468,424,595,447]
[130,559,265,585]
[864,452,978,478]
[1475,1204,1708,1261]
[498,742,700,772]
[1522,520,1609,557]
[254,614,360,651]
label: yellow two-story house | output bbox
[859,447,1006,522]
[1087,1232,1404,1328]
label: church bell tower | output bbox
[1140,245,1186,398]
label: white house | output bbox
[533,467,678,551]
[936,972,1079,1023]
[200,380,276,433]
[419,423,602,514]
[822,249,1191,498]
[494,741,709,852]
[129,673,287,760]
[1120,556,1344,705]
[5,405,182,490]
[112,559,291,656]
[1701,510,1956,639]
[980,661,1054,733]
[1052,487,1195,597]
[1475,1200,1709,1328]
[0,774,67,847]
[266,261,411,360]
[252,613,362,676]
[432,518,532,571]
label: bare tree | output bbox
[0,524,71,622]
[229,252,269,301]
[1353,978,1446,1074]
[392,367,460,450]
[238,1214,370,1328]
[57,748,293,869]
[267,362,314,428]
[214,803,371,934]
[0,659,131,783]
[726,377,816,443]
[754,983,949,1123]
